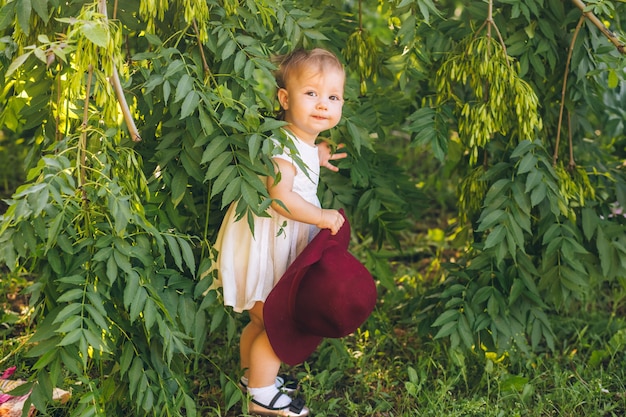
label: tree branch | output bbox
[193,19,210,77]
[98,0,141,142]
[572,0,625,54]
[554,16,584,166]
[79,65,94,205]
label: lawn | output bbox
[2,247,625,416]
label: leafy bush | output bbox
[0,0,625,416]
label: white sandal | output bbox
[249,392,309,416]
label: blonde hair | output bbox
[274,48,344,89]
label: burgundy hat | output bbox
[264,210,377,366]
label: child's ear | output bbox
[277,88,289,110]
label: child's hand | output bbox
[318,141,347,172]
[318,209,345,235]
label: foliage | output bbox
[0,0,625,415]
[422,0,626,359]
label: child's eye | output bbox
[306,91,317,97]
[329,95,341,101]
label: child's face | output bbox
[278,66,345,145]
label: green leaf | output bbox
[84,326,109,353]
[144,298,158,330]
[165,233,183,271]
[123,269,140,309]
[163,80,171,104]
[164,60,185,78]
[54,303,82,324]
[510,140,534,158]
[472,286,493,305]
[210,165,236,197]
[120,342,134,377]
[517,152,536,174]
[431,309,459,327]
[457,315,473,348]
[433,321,457,339]
[175,74,193,103]
[506,212,526,249]
[128,357,144,398]
[0,2,15,31]
[56,288,84,303]
[198,106,215,135]
[84,304,109,332]
[484,224,506,250]
[206,151,233,180]
[224,380,243,411]
[608,68,618,89]
[81,21,108,47]
[260,118,288,132]
[113,198,131,234]
[106,255,117,284]
[16,0,31,34]
[509,279,524,305]
[221,40,237,60]
[55,315,82,334]
[201,135,229,164]
[248,133,261,161]
[241,181,258,208]
[180,91,199,119]
[129,286,147,323]
[178,236,196,276]
[114,248,133,275]
[581,207,597,240]
[221,176,242,209]
[234,51,246,73]
[302,29,328,40]
[477,209,506,231]
[171,169,188,207]
[31,0,50,23]
[58,328,83,346]
[530,182,546,206]
[209,305,225,334]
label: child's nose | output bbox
[316,98,328,109]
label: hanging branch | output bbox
[55,73,62,141]
[567,112,575,170]
[193,19,210,78]
[554,16,584,166]
[474,0,510,69]
[572,0,625,54]
[474,0,508,168]
[97,0,141,142]
[79,65,94,204]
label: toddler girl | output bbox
[213,48,347,416]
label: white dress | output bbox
[213,131,321,313]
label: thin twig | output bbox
[554,16,584,166]
[97,0,141,142]
[567,111,575,170]
[474,0,510,70]
[572,0,625,54]
[193,19,210,78]
[80,65,94,204]
[55,74,62,141]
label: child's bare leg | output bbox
[240,301,265,379]
[247,302,281,388]
[245,302,297,411]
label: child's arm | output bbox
[268,158,345,235]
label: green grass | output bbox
[193,257,626,417]
[2,252,626,417]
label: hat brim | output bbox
[264,211,348,366]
